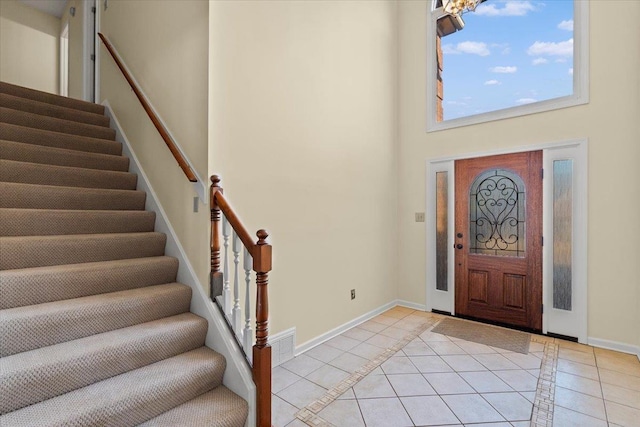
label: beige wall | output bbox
[99,0,210,285]
[209,1,399,345]
[0,0,59,93]
[61,0,85,100]
[398,1,640,348]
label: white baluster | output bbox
[232,231,242,338]
[222,215,231,316]
[243,246,253,363]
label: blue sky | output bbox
[440,0,574,121]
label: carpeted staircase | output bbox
[0,81,248,426]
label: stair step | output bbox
[0,283,192,356]
[0,182,146,210]
[0,256,179,309]
[0,209,155,236]
[0,81,105,115]
[0,139,129,171]
[0,123,122,155]
[140,387,248,427]
[0,93,110,127]
[1,313,208,413]
[0,347,225,426]
[0,232,166,270]
[0,159,137,190]
[0,107,115,140]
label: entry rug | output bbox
[431,317,531,354]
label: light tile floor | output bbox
[272,307,640,427]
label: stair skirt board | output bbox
[104,102,256,425]
[0,83,251,426]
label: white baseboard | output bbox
[103,102,255,427]
[294,299,425,356]
[397,300,427,311]
[588,336,640,358]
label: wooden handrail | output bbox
[210,175,272,427]
[98,33,198,183]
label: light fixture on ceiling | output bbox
[442,0,480,16]
[69,6,76,17]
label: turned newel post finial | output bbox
[257,229,269,245]
[211,174,221,188]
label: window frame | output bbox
[426,0,589,132]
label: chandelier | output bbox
[443,0,480,16]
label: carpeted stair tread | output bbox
[0,123,122,155]
[0,82,248,425]
[0,107,115,140]
[0,159,137,190]
[0,347,225,427]
[0,139,129,171]
[1,313,208,413]
[0,81,104,114]
[0,93,110,127]
[0,232,166,270]
[140,386,248,427]
[0,182,146,210]
[0,256,179,309]
[0,209,155,236]
[0,283,192,356]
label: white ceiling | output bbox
[19,0,68,19]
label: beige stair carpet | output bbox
[0,81,248,426]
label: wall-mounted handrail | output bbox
[210,175,272,427]
[98,32,198,183]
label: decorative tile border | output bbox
[529,339,559,427]
[296,317,439,426]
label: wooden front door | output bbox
[455,151,543,331]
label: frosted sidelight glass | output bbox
[436,172,448,291]
[553,160,573,311]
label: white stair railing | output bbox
[210,175,272,427]
[216,213,256,362]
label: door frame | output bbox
[425,138,588,342]
[82,0,97,102]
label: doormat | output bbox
[431,318,531,354]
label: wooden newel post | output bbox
[253,229,272,427]
[210,175,223,300]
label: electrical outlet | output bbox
[350,289,356,300]
[415,212,425,222]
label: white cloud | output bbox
[490,66,517,74]
[527,38,573,57]
[447,101,468,106]
[532,57,548,65]
[516,98,537,105]
[491,43,511,55]
[568,68,574,75]
[484,80,501,85]
[457,41,490,56]
[441,44,460,55]
[443,41,490,56]
[558,19,573,31]
[555,58,568,63]
[475,1,536,17]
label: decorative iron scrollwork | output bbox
[470,169,525,256]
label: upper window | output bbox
[428,0,588,131]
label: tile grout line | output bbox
[295,317,440,427]
[529,338,559,427]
